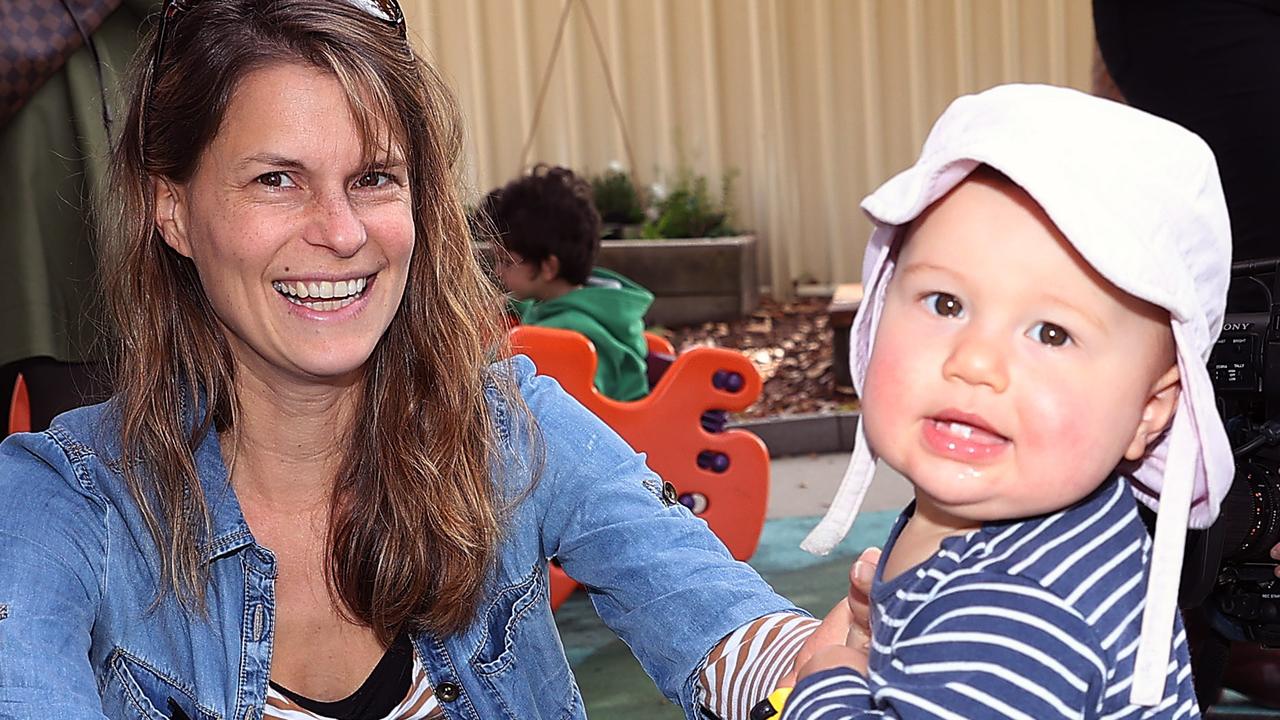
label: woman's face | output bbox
[155,62,415,385]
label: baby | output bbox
[784,84,1234,718]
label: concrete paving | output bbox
[767,452,914,519]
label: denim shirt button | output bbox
[436,682,461,703]
[662,481,679,507]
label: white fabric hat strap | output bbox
[802,421,875,555]
[1130,388,1197,705]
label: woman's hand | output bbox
[848,546,879,643]
[795,641,870,680]
[778,547,881,686]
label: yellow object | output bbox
[749,687,794,719]
[767,687,793,711]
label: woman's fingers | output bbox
[779,547,883,688]
[795,644,869,682]
[846,622,871,652]
[778,597,855,688]
[848,547,880,630]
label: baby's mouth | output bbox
[929,419,1008,445]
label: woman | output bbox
[0,1,853,718]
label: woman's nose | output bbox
[941,326,1009,393]
[304,191,367,257]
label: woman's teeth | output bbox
[272,276,368,311]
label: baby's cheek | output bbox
[862,342,910,409]
[862,342,916,445]
[1019,384,1094,453]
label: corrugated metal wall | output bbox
[403,0,1096,294]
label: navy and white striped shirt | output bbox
[783,475,1199,720]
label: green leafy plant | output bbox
[641,167,739,239]
[590,167,647,225]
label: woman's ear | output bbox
[153,177,193,258]
[1124,363,1181,461]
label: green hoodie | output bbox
[515,268,654,402]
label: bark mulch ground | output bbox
[653,296,859,419]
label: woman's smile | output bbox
[272,273,377,318]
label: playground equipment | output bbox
[8,375,29,435]
[508,326,770,610]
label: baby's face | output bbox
[862,172,1176,525]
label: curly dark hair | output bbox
[482,164,601,285]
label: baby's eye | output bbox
[256,172,296,189]
[1028,321,1072,347]
[923,292,964,318]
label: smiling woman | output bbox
[0,1,856,719]
[151,62,416,383]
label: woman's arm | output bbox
[515,362,807,718]
[699,547,880,718]
[0,432,110,719]
[697,612,822,719]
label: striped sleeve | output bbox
[698,612,822,719]
[782,573,1106,719]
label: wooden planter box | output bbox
[597,235,760,327]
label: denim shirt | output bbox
[0,356,799,720]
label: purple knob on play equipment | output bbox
[700,410,728,434]
[678,492,709,514]
[712,370,745,393]
[697,450,730,473]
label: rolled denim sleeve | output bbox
[507,356,806,718]
[0,431,109,719]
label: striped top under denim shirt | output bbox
[782,475,1199,720]
[259,614,820,720]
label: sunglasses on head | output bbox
[150,0,407,94]
[142,0,407,168]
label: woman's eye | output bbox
[256,172,296,189]
[923,292,964,318]
[356,172,394,189]
[1028,321,1072,347]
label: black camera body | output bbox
[1196,259,1280,646]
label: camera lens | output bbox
[1219,461,1280,563]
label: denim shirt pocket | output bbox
[471,564,548,675]
[469,563,582,719]
[102,649,223,720]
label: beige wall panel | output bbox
[403,0,1096,294]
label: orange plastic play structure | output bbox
[8,374,30,436]
[508,325,770,610]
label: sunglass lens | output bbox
[346,0,401,24]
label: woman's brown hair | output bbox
[101,0,517,640]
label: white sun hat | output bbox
[801,83,1233,706]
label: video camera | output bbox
[1185,258,1280,647]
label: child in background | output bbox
[483,164,655,402]
[784,84,1234,719]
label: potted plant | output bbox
[590,163,646,240]
[596,167,759,326]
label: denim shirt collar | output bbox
[193,425,255,562]
[178,389,256,563]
